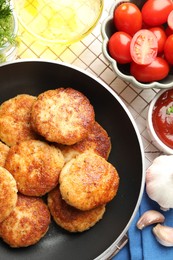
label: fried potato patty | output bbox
[48,186,106,232]
[0,194,51,247]
[31,88,95,145]
[59,152,120,211]
[59,121,111,163]
[0,167,18,223]
[0,141,9,167]
[0,94,37,147]
[5,140,65,196]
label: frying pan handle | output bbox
[107,234,128,259]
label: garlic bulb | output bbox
[136,210,165,230]
[153,224,173,247]
[146,155,173,210]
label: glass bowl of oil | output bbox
[14,0,103,45]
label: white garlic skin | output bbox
[153,224,173,247]
[136,210,165,230]
[146,155,173,210]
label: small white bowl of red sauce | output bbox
[147,88,173,154]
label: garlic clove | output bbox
[153,224,173,247]
[160,206,170,211]
[136,210,165,230]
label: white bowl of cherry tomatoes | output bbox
[101,0,173,89]
[147,87,173,154]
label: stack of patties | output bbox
[48,150,119,232]
[0,87,120,247]
[30,87,120,232]
[0,94,53,248]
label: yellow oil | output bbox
[14,0,103,44]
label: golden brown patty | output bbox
[48,185,106,232]
[0,94,37,147]
[0,141,9,167]
[31,88,95,145]
[59,121,111,163]
[0,194,51,247]
[5,140,65,196]
[59,152,120,211]
[0,167,18,223]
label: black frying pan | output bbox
[0,60,145,260]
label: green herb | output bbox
[0,0,16,47]
[166,106,173,115]
[0,0,11,18]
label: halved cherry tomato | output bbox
[168,10,173,30]
[150,27,167,54]
[108,32,132,64]
[164,34,173,64]
[141,0,173,26]
[130,29,158,65]
[130,57,170,82]
[114,3,142,36]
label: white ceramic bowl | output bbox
[147,88,173,154]
[101,0,173,89]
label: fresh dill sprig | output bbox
[0,0,12,19]
[0,0,16,47]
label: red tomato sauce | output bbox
[152,89,173,149]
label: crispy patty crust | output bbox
[0,167,18,223]
[5,140,65,196]
[59,152,120,211]
[48,185,106,232]
[0,141,9,167]
[31,88,95,145]
[0,94,37,146]
[0,194,51,247]
[59,121,111,163]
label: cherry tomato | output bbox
[150,27,167,54]
[114,3,142,36]
[141,0,173,26]
[108,32,132,64]
[130,29,158,65]
[168,10,173,30]
[164,34,173,64]
[130,57,170,82]
[142,21,151,29]
[165,26,173,37]
[152,89,173,149]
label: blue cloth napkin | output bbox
[113,187,173,260]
